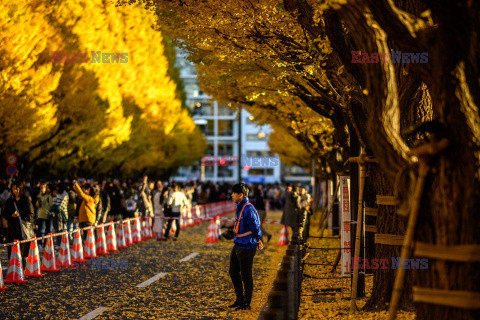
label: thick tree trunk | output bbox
[362,165,413,311]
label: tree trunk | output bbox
[362,165,413,311]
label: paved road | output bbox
[0,214,285,320]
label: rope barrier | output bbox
[0,201,240,248]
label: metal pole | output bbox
[237,107,242,183]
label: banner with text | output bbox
[340,176,351,277]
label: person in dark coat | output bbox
[3,182,35,262]
[280,186,301,235]
[252,185,272,243]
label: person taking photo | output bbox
[228,183,263,311]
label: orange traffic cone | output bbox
[145,218,153,239]
[276,226,289,246]
[140,218,147,241]
[71,229,86,263]
[4,240,28,284]
[117,223,127,249]
[41,234,60,272]
[25,238,44,277]
[0,259,7,290]
[106,224,118,252]
[132,218,142,243]
[96,226,109,255]
[206,220,218,243]
[84,228,97,259]
[57,232,74,268]
[124,220,133,246]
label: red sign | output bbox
[7,154,17,165]
[6,165,17,176]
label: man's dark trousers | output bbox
[229,244,257,306]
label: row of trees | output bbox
[0,0,205,178]
[122,0,479,318]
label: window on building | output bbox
[205,166,214,178]
[218,120,234,136]
[198,120,215,136]
[218,142,234,157]
[191,101,214,116]
[246,150,271,157]
[184,82,204,97]
[246,133,267,141]
[218,104,235,116]
[248,168,274,176]
[218,166,234,178]
[284,165,309,176]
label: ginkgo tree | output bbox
[0,0,205,178]
[118,0,480,318]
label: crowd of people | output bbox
[0,176,312,263]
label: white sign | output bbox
[340,176,351,276]
[327,180,333,230]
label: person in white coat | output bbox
[164,184,189,240]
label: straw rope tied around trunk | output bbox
[375,234,405,246]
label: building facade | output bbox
[173,49,281,183]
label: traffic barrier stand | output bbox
[0,259,7,290]
[116,223,128,249]
[96,226,109,255]
[206,220,218,244]
[71,229,86,263]
[106,224,118,252]
[57,232,74,268]
[41,234,60,272]
[276,225,289,247]
[25,238,44,277]
[124,220,133,246]
[84,229,97,259]
[4,240,28,284]
[132,218,142,243]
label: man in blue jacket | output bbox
[229,183,263,311]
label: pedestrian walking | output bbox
[252,185,272,243]
[280,185,301,236]
[164,184,188,240]
[153,181,167,241]
[228,183,263,311]
[35,182,53,247]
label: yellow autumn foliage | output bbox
[0,0,205,177]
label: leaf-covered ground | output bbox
[298,220,416,320]
[0,211,286,320]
